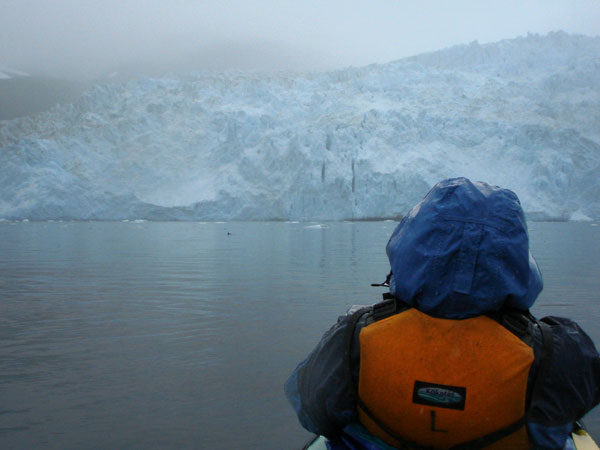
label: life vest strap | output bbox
[526,319,554,421]
[344,307,372,407]
[357,395,436,450]
[358,393,526,450]
[371,296,410,321]
[450,417,526,449]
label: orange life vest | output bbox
[357,308,535,449]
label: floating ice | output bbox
[570,211,593,222]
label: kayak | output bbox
[301,424,599,450]
[302,435,326,450]
[573,425,600,450]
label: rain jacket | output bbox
[285,178,600,450]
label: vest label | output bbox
[412,381,466,410]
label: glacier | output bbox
[1,31,599,221]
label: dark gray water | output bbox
[0,221,598,449]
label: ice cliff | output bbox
[1,31,599,221]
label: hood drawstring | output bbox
[371,270,392,288]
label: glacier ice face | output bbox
[1,32,599,221]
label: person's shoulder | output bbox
[345,304,372,316]
[488,307,537,344]
[539,315,599,359]
[527,314,600,428]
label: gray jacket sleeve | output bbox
[284,307,370,439]
[527,316,600,448]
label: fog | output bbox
[1,0,599,80]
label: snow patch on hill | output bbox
[0,67,30,79]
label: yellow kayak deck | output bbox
[304,428,599,450]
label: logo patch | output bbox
[412,381,466,410]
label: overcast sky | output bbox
[1,0,599,80]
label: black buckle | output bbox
[371,298,398,320]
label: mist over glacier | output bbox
[1,32,599,221]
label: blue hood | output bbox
[386,178,543,319]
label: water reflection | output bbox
[0,221,598,449]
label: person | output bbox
[285,178,600,450]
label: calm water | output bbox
[0,221,598,449]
